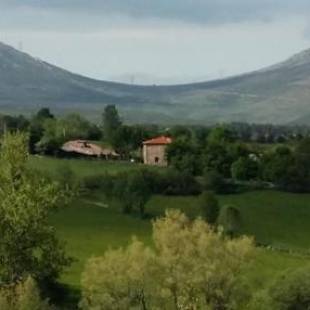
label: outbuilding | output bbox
[142,136,172,166]
[61,140,119,159]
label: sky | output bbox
[1,1,310,84]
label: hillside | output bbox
[1,41,310,124]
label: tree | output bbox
[0,277,53,310]
[203,141,234,178]
[0,132,71,285]
[207,126,236,145]
[250,266,310,310]
[231,157,260,181]
[102,105,122,145]
[199,191,220,225]
[219,205,242,238]
[113,171,151,216]
[166,138,201,175]
[35,108,54,120]
[36,114,97,154]
[80,210,254,310]
[29,108,54,153]
[262,146,294,185]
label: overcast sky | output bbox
[1,0,310,84]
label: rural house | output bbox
[142,136,172,166]
[61,140,119,159]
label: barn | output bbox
[142,136,172,166]
[61,140,119,159]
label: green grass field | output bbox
[29,156,145,178]
[35,157,310,303]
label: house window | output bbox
[154,157,159,164]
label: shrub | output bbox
[204,169,228,193]
[0,277,53,310]
[199,191,220,225]
[80,210,254,310]
[249,266,310,310]
[219,205,242,238]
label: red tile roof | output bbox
[143,136,172,145]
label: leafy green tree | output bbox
[169,125,192,140]
[0,132,71,285]
[81,210,254,310]
[231,157,260,181]
[262,146,294,185]
[262,145,310,192]
[102,105,122,144]
[35,108,54,120]
[113,171,151,216]
[58,113,93,141]
[207,126,236,145]
[203,141,234,178]
[199,191,220,225]
[29,108,54,153]
[126,171,152,217]
[35,118,62,154]
[36,114,97,154]
[166,138,201,175]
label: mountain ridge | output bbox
[1,41,310,124]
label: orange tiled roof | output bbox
[143,136,172,145]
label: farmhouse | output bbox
[61,140,119,159]
[142,136,172,166]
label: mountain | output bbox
[1,41,310,124]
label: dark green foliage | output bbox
[231,157,260,181]
[207,126,236,145]
[142,169,201,196]
[199,191,220,224]
[203,141,234,178]
[262,142,310,192]
[29,108,54,153]
[256,266,310,309]
[113,171,151,216]
[102,105,122,144]
[204,169,228,194]
[169,125,193,140]
[219,205,241,238]
[166,138,201,175]
[262,146,294,184]
[35,113,101,155]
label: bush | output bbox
[81,174,106,191]
[204,169,229,194]
[0,277,53,310]
[219,205,242,238]
[199,191,220,225]
[80,210,254,310]
[249,266,310,310]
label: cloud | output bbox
[1,0,310,27]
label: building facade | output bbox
[142,136,172,166]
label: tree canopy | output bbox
[80,210,254,309]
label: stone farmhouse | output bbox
[142,136,172,166]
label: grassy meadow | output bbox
[31,156,310,301]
